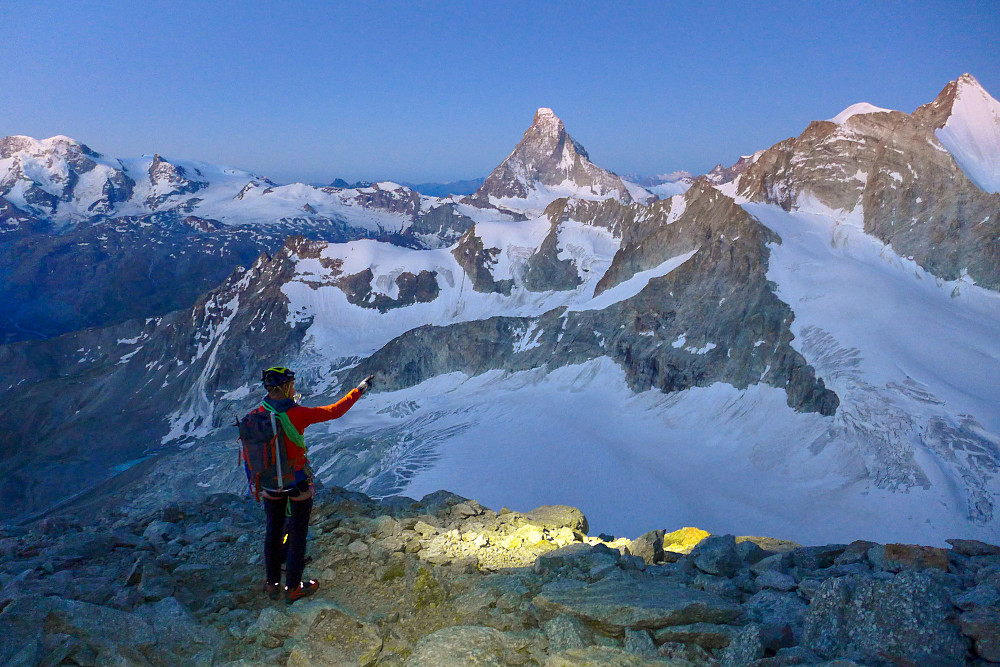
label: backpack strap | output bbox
[269,411,286,491]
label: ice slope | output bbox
[282,215,696,359]
[934,76,1000,193]
[744,201,1000,529]
[302,358,992,547]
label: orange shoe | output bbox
[285,579,319,604]
[263,581,281,600]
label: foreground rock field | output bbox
[1,487,998,666]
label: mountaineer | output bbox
[239,366,374,603]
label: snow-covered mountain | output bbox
[2,75,998,548]
[468,108,652,212]
[0,137,520,342]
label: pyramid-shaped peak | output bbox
[469,107,635,207]
[534,107,563,126]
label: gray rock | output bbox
[802,571,969,665]
[721,623,764,667]
[796,579,822,602]
[141,520,177,545]
[405,625,509,666]
[287,607,383,667]
[137,563,174,601]
[742,590,808,641]
[533,575,741,634]
[245,607,294,649]
[372,515,400,537]
[691,535,741,577]
[833,540,876,566]
[526,505,590,534]
[948,539,1000,557]
[653,622,739,649]
[543,614,594,653]
[46,598,156,650]
[534,543,610,575]
[630,530,665,566]
[693,572,741,601]
[623,629,656,657]
[736,540,769,565]
[960,606,1000,662]
[956,584,1000,611]
[751,552,792,576]
[135,597,218,651]
[755,570,797,592]
[790,545,846,570]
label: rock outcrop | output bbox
[1,487,996,666]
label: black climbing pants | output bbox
[264,492,313,589]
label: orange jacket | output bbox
[259,388,362,472]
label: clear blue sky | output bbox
[2,1,997,184]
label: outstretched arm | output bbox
[286,376,375,431]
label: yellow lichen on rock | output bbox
[663,527,711,554]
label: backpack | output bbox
[237,406,296,500]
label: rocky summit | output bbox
[2,488,998,666]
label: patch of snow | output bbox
[935,75,1000,193]
[828,102,892,125]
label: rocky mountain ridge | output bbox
[2,483,998,666]
[730,73,1000,289]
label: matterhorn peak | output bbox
[532,107,564,134]
[469,107,636,208]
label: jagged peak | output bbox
[532,107,564,131]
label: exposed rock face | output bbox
[2,486,996,667]
[0,239,313,520]
[356,182,839,416]
[735,74,1000,290]
[470,108,635,205]
[338,268,441,312]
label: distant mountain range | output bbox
[1,75,998,546]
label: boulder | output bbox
[287,607,383,667]
[623,629,657,657]
[533,576,741,634]
[735,539,768,565]
[691,535,741,577]
[755,570,797,592]
[875,543,950,571]
[742,590,808,643]
[947,539,1000,557]
[405,625,509,666]
[790,545,846,570]
[750,552,792,576]
[542,614,594,653]
[955,584,1000,611]
[46,598,156,650]
[246,607,294,649]
[526,505,590,534]
[720,623,764,667]
[833,540,877,566]
[630,530,665,566]
[802,571,968,665]
[960,606,1000,662]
